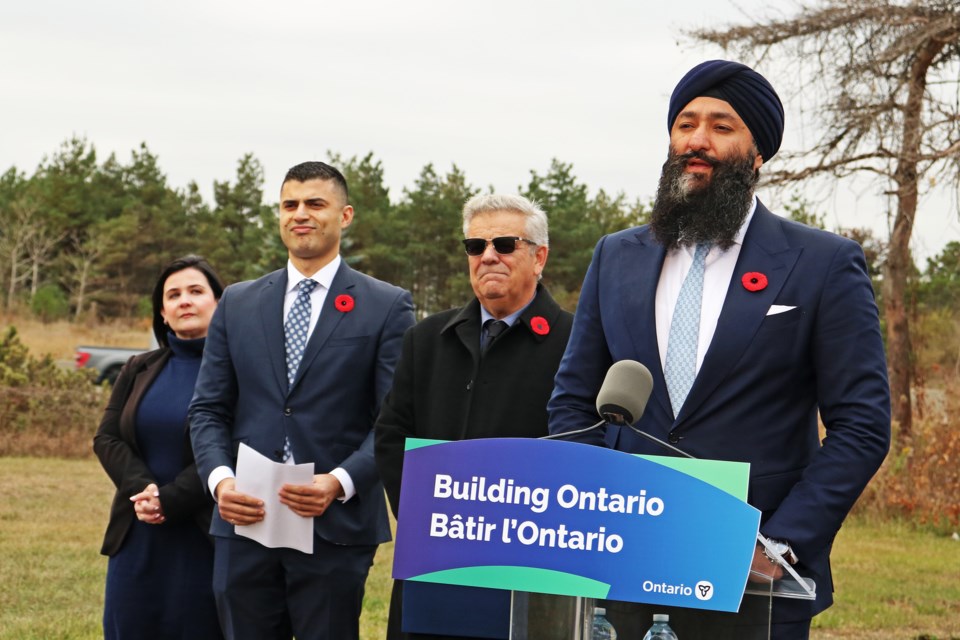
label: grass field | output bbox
[0,457,391,639]
[1,314,152,362]
[1,457,957,639]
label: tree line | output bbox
[6,134,960,450]
[0,137,651,321]
[4,135,960,320]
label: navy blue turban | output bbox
[667,60,785,161]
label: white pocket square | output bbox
[767,305,796,316]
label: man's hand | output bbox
[279,473,345,518]
[747,543,785,583]
[215,478,265,526]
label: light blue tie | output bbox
[664,243,710,418]
[282,278,317,461]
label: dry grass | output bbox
[2,457,958,639]
[0,312,151,364]
[0,457,392,639]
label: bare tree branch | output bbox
[685,0,960,440]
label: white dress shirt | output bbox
[656,197,758,374]
[282,256,340,339]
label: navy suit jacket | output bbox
[189,261,414,546]
[548,202,890,620]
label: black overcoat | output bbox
[374,284,573,517]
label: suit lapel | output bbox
[676,204,802,423]
[259,269,289,394]
[444,299,482,365]
[120,351,170,448]
[617,228,672,419]
[293,261,352,391]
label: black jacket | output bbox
[93,348,212,556]
[375,285,573,517]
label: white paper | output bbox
[234,443,315,553]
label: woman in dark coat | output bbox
[94,255,225,640]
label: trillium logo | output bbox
[694,580,714,601]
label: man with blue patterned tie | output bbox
[189,161,415,639]
[547,61,890,639]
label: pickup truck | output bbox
[75,335,159,385]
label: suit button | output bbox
[668,431,680,444]
[283,407,292,416]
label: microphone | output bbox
[551,360,812,594]
[596,359,654,425]
[594,360,692,458]
[543,359,654,441]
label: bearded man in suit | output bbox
[547,60,890,640]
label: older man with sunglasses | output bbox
[375,193,574,640]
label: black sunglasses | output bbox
[462,236,537,256]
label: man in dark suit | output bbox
[547,61,890,639]
[375,193,574,639]
[189,161,415,639]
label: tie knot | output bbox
[693,243,711,263]
[297,279,318,295]
[482,319,508,353]
[485,319,508,340]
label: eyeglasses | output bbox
[462,236,537,256]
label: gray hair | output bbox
[462,193,549,248]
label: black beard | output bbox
[650,149,758,250]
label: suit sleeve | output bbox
[93,356,156,497]
[374,326,417,517]
[761,239,890,560]
[547,235,615,445]
[188,286,240,494]
[156,457,210,522]
[336,287,415,497]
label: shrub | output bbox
[30,284,71,323]
[854,383,960,531]
[0,326,105,458]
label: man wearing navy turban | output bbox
[548,61,890,639]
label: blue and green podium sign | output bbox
[393,438,760,613]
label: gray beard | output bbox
[650,149,758,250]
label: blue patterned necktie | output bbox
[664,243,710,418]
[282,278,317,461]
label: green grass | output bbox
[0,457,391,639]
[1,457,958,639]
[812,517,960,638]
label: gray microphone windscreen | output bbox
[595,360,654,425]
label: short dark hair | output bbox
[151,255,225,348]
[282,161,349,202]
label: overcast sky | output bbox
[2,0,957,262]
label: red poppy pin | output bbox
[334,294,355,312]
[530,316,550,336]
[742,272,768,292]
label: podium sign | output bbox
[393,438,760,613]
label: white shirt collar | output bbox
[479,290,538,327]
[286,255,341,294]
